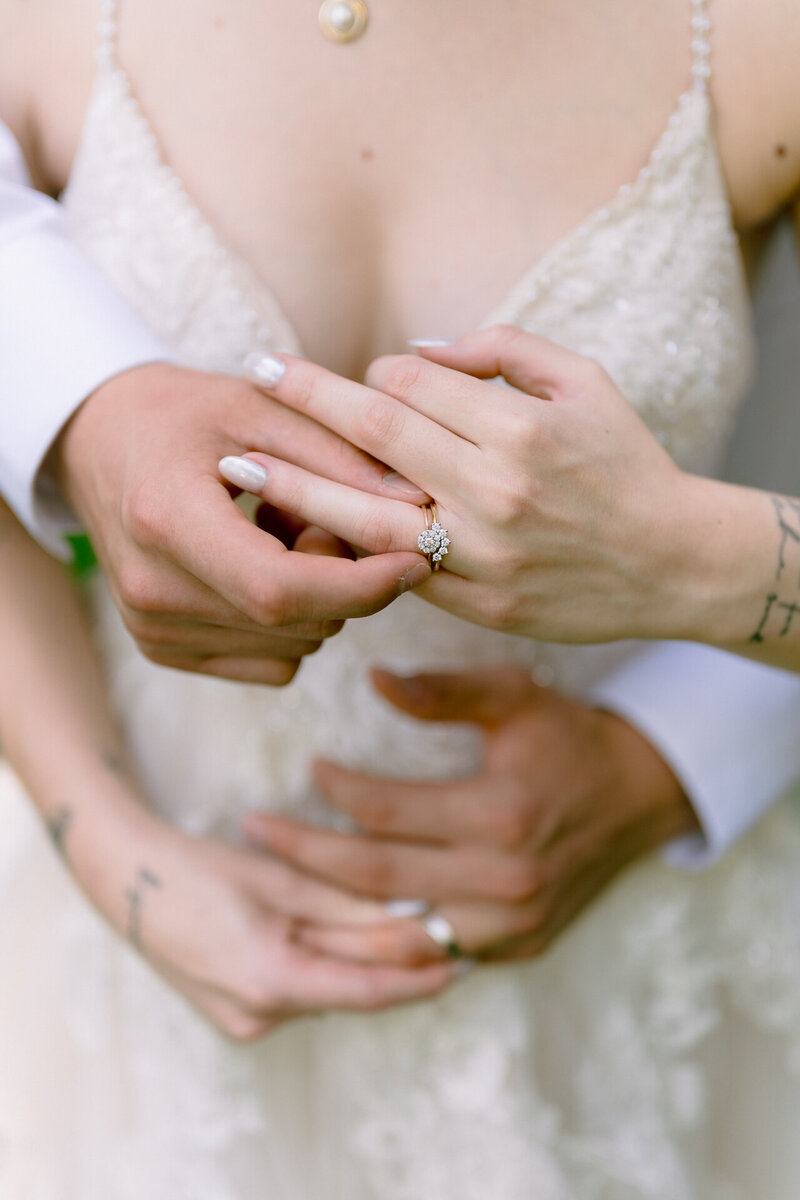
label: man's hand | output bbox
[244,666,700,962]
[52,363,430,684]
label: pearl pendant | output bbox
[318,0,369,43]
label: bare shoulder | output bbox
[712,0,800,229]
[0,0,98,190]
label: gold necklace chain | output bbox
[318,0,369,43]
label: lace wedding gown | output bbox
[3,1,800,1196]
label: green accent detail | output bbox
[67,534,98,579]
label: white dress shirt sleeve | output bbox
[590,642,800,868]
[0,121,170,556]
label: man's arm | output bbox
[0,120,169,555]
[590,641,800,867]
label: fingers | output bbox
[220,453,436,561]
[241,353,471,491]
[275,944,455,1014]
[234,369,430,505]
[409,324,596,398]
[370,664,538,724]
[296,898,539,966]
[245,855,390,927]
[244,814,539,904]
[312,761,502,844]
[163,480,431,626]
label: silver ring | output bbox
[416,502,451,571]
[423,913,463,959]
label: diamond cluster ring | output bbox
[417,502,451,570]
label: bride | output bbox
[2,0,800,1195]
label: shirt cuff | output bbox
[0,228,170,557]
[589,642,800,869]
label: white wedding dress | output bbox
[3,1,800,1196]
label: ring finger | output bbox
[219,453,469,573]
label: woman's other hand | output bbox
[76,803,454,1042]
[243,666,700,966]
[221,329,701,645]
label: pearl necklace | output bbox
[318,0,369,42]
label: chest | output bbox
[52,0,688,375]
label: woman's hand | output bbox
[220,328,704,644]
[243,666,700,966]
[74,802,455,1042]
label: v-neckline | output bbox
[63,41,714,364]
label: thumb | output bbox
[371,664,537,725]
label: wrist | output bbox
[597,709,701,851]
[640,472,772,647]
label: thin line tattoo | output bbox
[46,807,73,855]
[750,498,800,644]
[772,497,800,582]
[124,867,163,950]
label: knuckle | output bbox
[485,794,532,850]
[488,856,542,903]
[115,564,164,616]
[358,396,406,449]
[369,353,426,398]
[220,1011,268,1043]
[477,588,524,632]
[349,851,396,897]
[578,356,609,394]
[122,481,166,549]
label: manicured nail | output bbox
[219,456,268,492]
[398,562,431,594]
[243,351,287,386]
[384,899,431,919]
[382,470,423,496]
[407,338,456,349]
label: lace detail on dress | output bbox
[4,2,798,1198]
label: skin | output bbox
[0,501,455,1038]
[0,0,799,971]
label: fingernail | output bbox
[383,899,431,919]
[219,456,268,492]
[407,338,456,349]
[398,562,431,594]
[243,351,287,386]
[382,470,423,496]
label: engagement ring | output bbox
[417,502,450,570]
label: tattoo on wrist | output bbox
[750,497,800,644]
[46,807,73,856]
[124,867,162,950]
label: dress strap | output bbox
[690,0,712,91]
[97,0,120,68]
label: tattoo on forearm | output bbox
[750,498,800,644]
[101,749,126,777]
[124,867,162,950]
[46,807,73,856]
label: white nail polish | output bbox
[383,899,431,919]
[218,456,268,492]
[243,351,287,386]
[407,338,456,349]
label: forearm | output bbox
[0,504,165,923]
[651,474,800,671]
